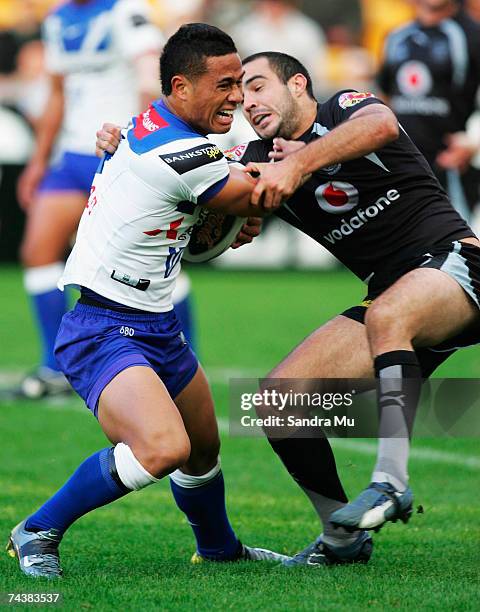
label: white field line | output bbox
[2,368,479,469]
[216,418,480,470]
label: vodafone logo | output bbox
[315,182,359,214]
[397,61,432,97]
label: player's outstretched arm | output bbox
[246,104,399,208]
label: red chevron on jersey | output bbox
[134,105,169,139]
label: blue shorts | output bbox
[39,151,99,194]
[54,302,199,417]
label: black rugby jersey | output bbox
[226,91,474,281]
[377,11,480,167]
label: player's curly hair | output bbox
[242,51,316,100]
[160,23,237,96]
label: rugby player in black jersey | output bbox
[377,0,480,220]
[96,51,480,567]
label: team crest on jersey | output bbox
[133,106,169,139]
[396,61,432,96]
[338,92,375,109]
[160,144,224,175]
[315,181,359,214]
[224,143,248,161]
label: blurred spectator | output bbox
[361,0,415,65]
[0,1,46,263]
[322,24,374,95]
[377,0,480,221]
[149,0,208,35]
[230,0,327,95]
[465,0,480,20]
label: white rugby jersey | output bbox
[43,0,163,155]
[60,100,230,311]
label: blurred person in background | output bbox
[231,0,327,95]
[465,0,480,19]
[0,2,44,263]
[377,0,480,221]
[322,24,374,96]
[360,0,415,65]
[149,0,208,35]
[12,0,166,399]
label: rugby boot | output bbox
[191,541,291,563]
[283,531,373,567]
[330,482,414,532]
[6,519,63,578]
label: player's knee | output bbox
[184,436,220,474]
[365,301,403,336]
[20,239,37,267]
[135,434,191,477]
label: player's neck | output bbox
[417,4,458,26]
[161,96,207,135]
[290,99,318,140]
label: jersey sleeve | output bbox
[158,138,230,203]
[113,0,164,60]
[324,90,386,127]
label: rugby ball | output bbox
[183,208,244,263]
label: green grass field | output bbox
[0,265,479,611]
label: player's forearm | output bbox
[290,109,399,177]
[31,77,64,164]
[205,191,270,218]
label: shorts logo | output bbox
[315,182,359,214]
[224,143,248,161]
[338,92,375,109]
[396,61,432,97]
[160,145,224,175]
[119,326,135,337]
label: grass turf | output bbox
[0,265,479,611]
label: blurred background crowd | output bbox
[1,0,480,268]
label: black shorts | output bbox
[342,241,480,377]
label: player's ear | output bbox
[287,73,307,98]
[170,75,190,101]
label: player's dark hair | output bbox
[160,23,237,95]
[242,51,316,100]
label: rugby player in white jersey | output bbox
[7,24,291,579]
[14,0,165,398]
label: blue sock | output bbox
[30,288,67,371]
[170,471,240,559]
[25,448,129,534]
